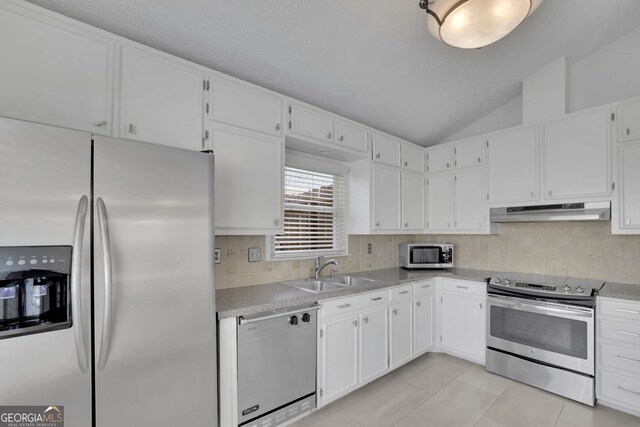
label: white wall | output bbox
[444,25,640,142]
[523,56,566,124]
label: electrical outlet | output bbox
[248,247,261,262]
[367,243,373,254]
[214,248,221,264]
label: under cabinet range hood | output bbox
[490,201,611,223]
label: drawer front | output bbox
[413,280,435,296]
[601,342,640,375]
[390,284,414,301]
[322,295,362,317]
[600,299,640,322]
[600,319,640,346]
[439,278,486,297]
[600,370,640,409]
[360,290,389,309]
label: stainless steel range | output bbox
[486,273,604,406]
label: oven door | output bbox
[486,295,594,375]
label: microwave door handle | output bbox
[487,295,593,319]
[97,197,114,372]
[71,195,90,374]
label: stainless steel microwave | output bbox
[399,243,453,269]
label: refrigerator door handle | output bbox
[97,197,114,372]
[72,195,90,374]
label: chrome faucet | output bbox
[315,256,340,279]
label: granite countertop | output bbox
[216,267,495,319]
[599,282,640,301]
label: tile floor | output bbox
[292,352,640,427]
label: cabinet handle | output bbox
[363,316,369,324]
[421,284,430,288]
[275,123,280,131]
[446,162,450,168]
[339,135,344,142]
[480,303,483,309]
[353,319,358,327]
[477,157,481,163]
[337,303,351,309]
[456,285,469,290]
[617,355,640,363]
[548,190,552,197]
[416,301,421,307]
[94,120,107,127]
[273,218,280,226]
[393,309,398,315]
[327,132,332,139]
[531,192,535,199]
[376,153,381,159]
[404,223,409,228]
[128,123,136,134]
[626,217,632,225]
[627,128,631,136]
[370,297,382,301]
[616,330,640,337]
[618,386,640,395]
[478,222,482,229]
[616,308,640,314]
[399,290,409,295]
[375,221,380,227]
[447,223,450,229]
[404,161,408,167]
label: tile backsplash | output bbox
[214,221,640,289]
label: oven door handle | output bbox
[487,295,593,319]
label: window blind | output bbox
[271,166,346,258]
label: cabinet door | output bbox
[402,143,425,173]
[414,294,434,355]
[208,76,282,136]
[121,48,204,150]
[210,126,283,234]
[288,103,334,143]
[455,139,485,169]
[488,126,538,204]
[372,133,401,167]
[544,109,611,199]
[336,119,369,153]
[619,144,640,229]
[372,164,401,231]
[359,307,388,383]
[427,145,453,174]
[440,293,486,363]
[321,315,359,403]
[402,171,426,232]
[455,168,486,232]
[0,6,113,134]
[618,101,640,143]
[427,173,454,232]
[389,300,413,369]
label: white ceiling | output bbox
[27,0,640,146]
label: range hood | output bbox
[490,201,611,223]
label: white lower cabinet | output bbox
[320,314,359,403]
[389,299,413,369]
[413,283,435,355]
[359,306,389,383]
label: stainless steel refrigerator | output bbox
[0,116,217,426]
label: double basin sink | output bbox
[283,276,377,293]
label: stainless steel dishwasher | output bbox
[237,304,318,426]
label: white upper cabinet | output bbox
[543,109,611,200]
[401,143,425,173]
[372,164,402,231]
[455,138,485,169]
[120,48,204,151]
[427,173,454,232]
[0,4,114,135]
[208,125,283,234]
[288,102,334,143]
[618,101,640,143]
[402,171,425,232]
[371,132,401,167]
[335,119,369,153]
[455,168,486,232]
[427,145,453,174]
[487,126,539,204]
[207,76,282,137]
[617,143,640,230]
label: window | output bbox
[270,166,347,259]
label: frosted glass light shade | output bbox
[426,0,543,49]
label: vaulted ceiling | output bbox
[28,0,640,145]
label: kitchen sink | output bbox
[284,279,348,293]
[326,276,377,286]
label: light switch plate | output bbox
[214,248,221,264]
[248,247,261,262]
[368,243,373,254]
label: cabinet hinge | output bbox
[320,388,323,397]
[203,80,210,91]
[486,194,489,201]
[454,175,457,182]
[486,140,489,148]
[320,329,324,338]
[440,335,442,342]
[427,221,429,228]
[611,113,615,122]
[612,182,616,191]
[206,103,209,114]
[440,296,443,303]
[427,179,430,186]
[288,105,292,115]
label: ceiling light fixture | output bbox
[419,0,543,49]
